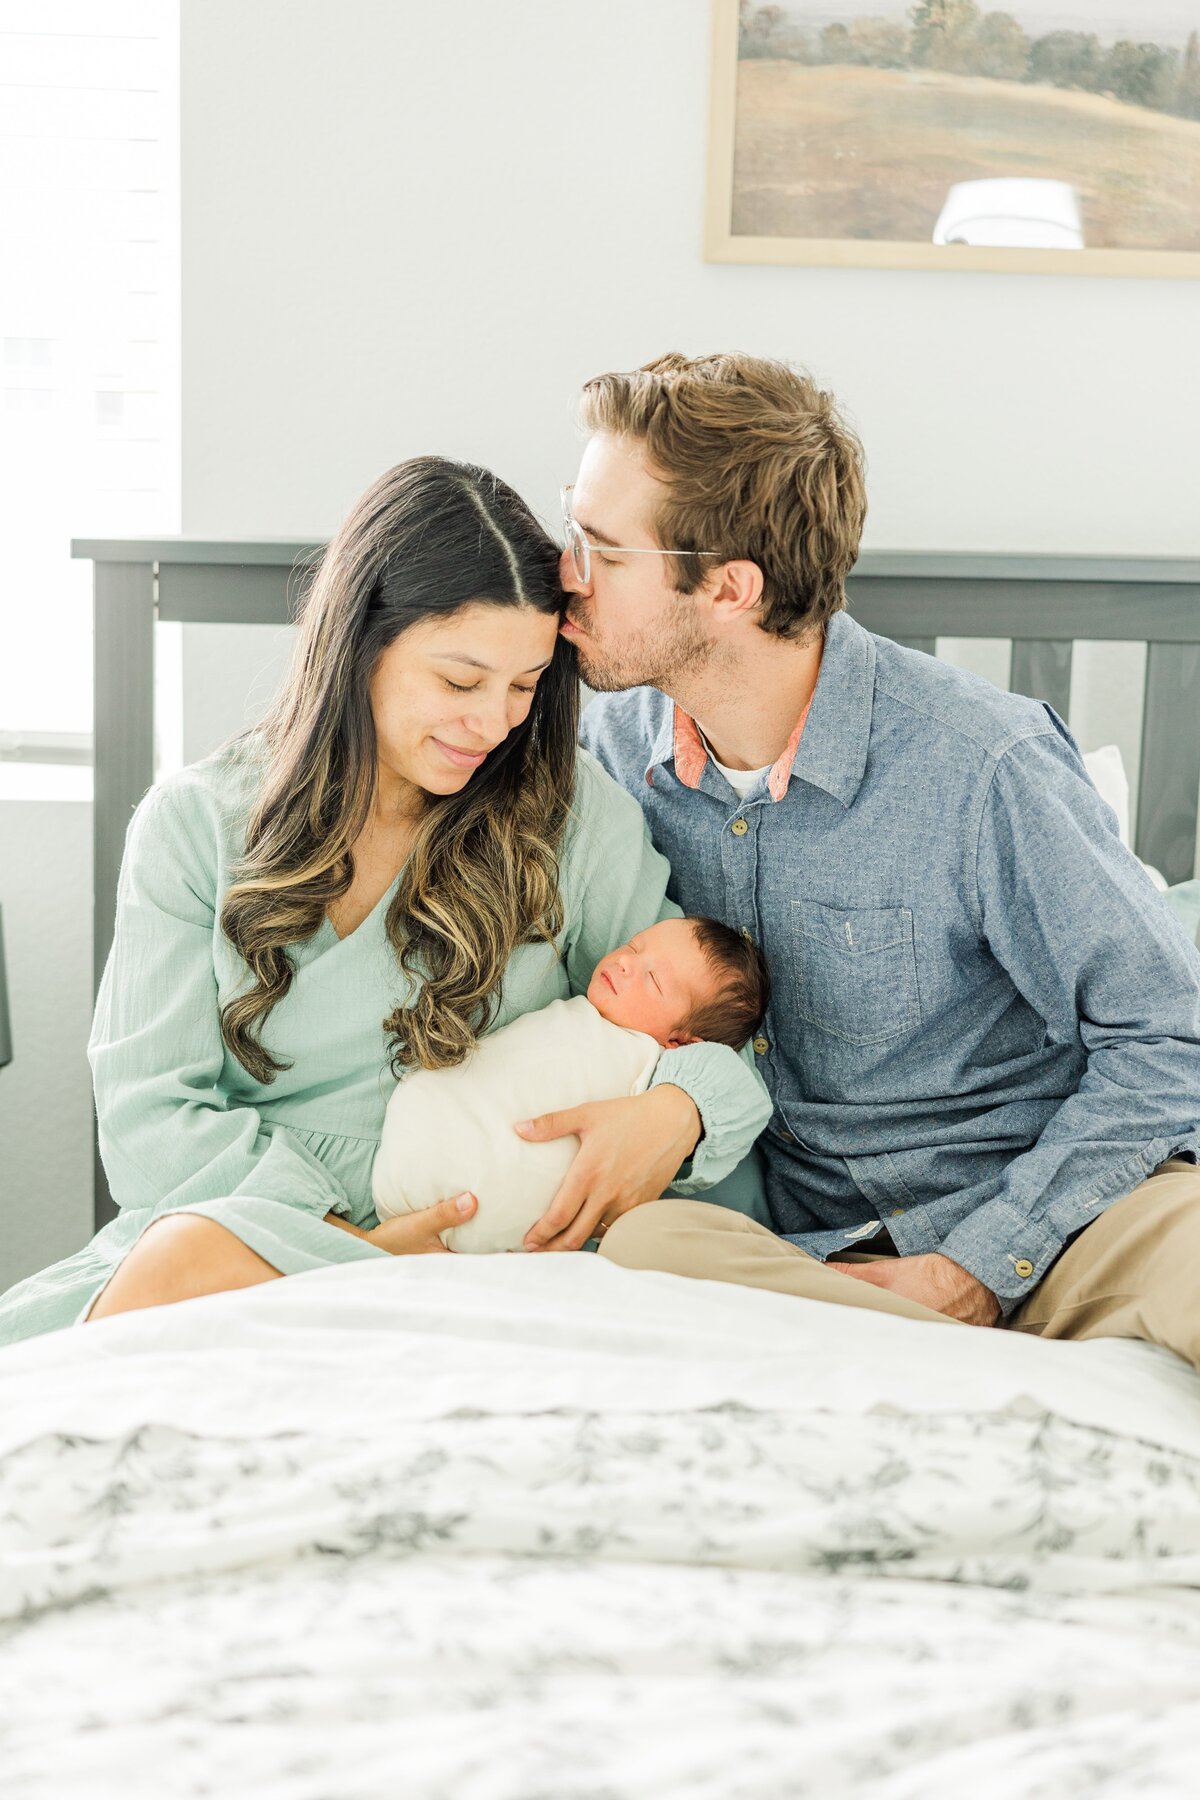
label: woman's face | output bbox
[369,601,560,814]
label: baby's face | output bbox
[586,918,716,1047]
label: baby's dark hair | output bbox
[677,917,772,1050]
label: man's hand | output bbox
[516,1084,702,1252]
[827,1251,1001,1326]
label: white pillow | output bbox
[1081,744,1130,847]
[1081,743,1167,889]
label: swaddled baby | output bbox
[371,916,771,1252]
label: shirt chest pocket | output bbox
[790,900,920,1045]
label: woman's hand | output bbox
[326,1192,477,1255]
[516,1084,702,1252]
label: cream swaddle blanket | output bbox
[371,995,663,1252]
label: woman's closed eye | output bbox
[444,680,536,694]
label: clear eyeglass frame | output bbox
[560,485,717,586]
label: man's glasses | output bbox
[560,485,717,586]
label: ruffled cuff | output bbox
[650,1040,772,1193]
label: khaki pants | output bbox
[596,1159,1200,1370]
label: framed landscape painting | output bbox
[706,0,1200,274]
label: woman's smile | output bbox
[431,737,489,769]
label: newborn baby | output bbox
[371,916,771,1253]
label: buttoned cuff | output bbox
[937,1201,1068,1318]
[939,1149,1175,1317]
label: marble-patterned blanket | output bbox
[2,1254,1199,1797]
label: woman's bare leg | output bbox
[86,1213,283,1322]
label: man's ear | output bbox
[707,558,763,623]
[664,1030,704,1048]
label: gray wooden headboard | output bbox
[72,539,1200,1228]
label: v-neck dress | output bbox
[0,733,772,1345]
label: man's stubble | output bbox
[572,598,714,696]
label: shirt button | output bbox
[740,927,753,941]
[753,1035,769,1055]
[731,817,749,836]
[890,1208,905,1218]
[1014,1258,1034,1279]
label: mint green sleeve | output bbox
[561,752,772,1190]
[87,780,354,1222]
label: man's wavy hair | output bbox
[219,456,579,1084]
[579,351,867,638]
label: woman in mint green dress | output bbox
[0,457,770,1345]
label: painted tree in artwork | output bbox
[738,2,787,57]
[1175,30,1200,120]
[1104,40,1178,112]
[970,11,1029,82]
[1026,30,1103,91]
[909,0,980,72]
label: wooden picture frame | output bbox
[706,0,1200,277]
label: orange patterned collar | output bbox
[671,695,815,803]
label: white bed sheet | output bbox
[2,1255,1200,1798]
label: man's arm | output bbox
[935,713,1200,1317]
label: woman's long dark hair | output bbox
[219,456,579,1082]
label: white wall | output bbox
[180,0,1200,551]
[177,0,1200,844]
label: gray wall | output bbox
[0,797,94,1290]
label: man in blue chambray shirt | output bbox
[531,350,1200,1365]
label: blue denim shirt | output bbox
[580,608,1200,1315]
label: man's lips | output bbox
[561,616,585,637]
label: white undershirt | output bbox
[699,730,772,801]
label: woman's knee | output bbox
[88,1214,280,1320]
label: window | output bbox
[0,2,179,748]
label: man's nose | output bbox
[559,547,590,595]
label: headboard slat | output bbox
[157,562,299,625]
[1137,644,1200,886]
[846,578,1200,642]
[1010,639,1072,720]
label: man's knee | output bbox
[598,1198,760,1272]
[1011,1169,1200,1365]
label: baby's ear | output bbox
[664,1030,703,1048]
